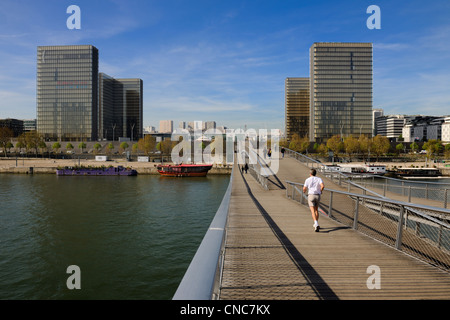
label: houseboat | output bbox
[56,166,137,176]
[156,164,213,177]
[393,167,442,179]
[322,164,386,177]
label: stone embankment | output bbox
[0,159,232,175]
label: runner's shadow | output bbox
[239,169,339,300]
[317,226,350,233]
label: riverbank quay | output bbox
[0,158,232,175]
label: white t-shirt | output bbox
[304,176,323,195]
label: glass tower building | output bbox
[309,42,373,142]
[285,77,310,139]
[99,73,143,141]
[37,45,99,141]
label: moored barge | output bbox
[56,166,137,176]
[393,167,442,179]
[156,164,213,177]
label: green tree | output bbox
[78,142,86,153]
[93,143,102,154]
[444,144,450,159]
[15,141,25,154]
[107,143,114,154]
[23,131,43,156]
[66,143,74,151]
[288,134,309,153]
[132,143,139,154]
[17,133,28,154]
[313,143,319,153]
[396,143,404,154]
[326,135,344,160]
[137,135,156,155]
[157,139,176,162]
[52,142,61,153]
[0,127,14,157]
[120,142,129,152]
[38,141,47,156]
[288,133,301,152]
[422,139,443,159]
[6,141,14,155]
[410,142,419,153]
[317,143,328,158]
[358,134,373,161]
[372,135,390,161]
[344,136,359,160]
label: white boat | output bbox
[322,164,386,177]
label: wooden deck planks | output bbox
[219,158,450,300]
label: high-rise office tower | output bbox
[115,78,143,141]
[309,42,373,142]
[37,45,99,141]
[285,77,310,139]
[99,73,143,141]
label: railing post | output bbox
[438,225,443,249]
[328,191,333,218]
[444,189,448,209]
[395,206,405,250]
[408,186,412,203]
[353,197,359,230]
[292,184,296,201]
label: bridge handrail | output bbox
[284,148,386,198]
[284,148,449,207]
[172,167,233,300]
[286,180,450,270]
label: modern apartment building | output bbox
[23,119,37,132]
[372,108,384,136]
[442,117,450,143]
[402,116,445,142]
[0,118,24,137]
[374,115,407,140]
[159,120,173,133]
[285,77,310,139]
[37,45,99,141]
[309,42,373,142]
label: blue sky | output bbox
[0,0,449,132]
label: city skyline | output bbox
[1,1,450,131]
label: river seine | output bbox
[0,174,230,300]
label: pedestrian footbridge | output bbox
[173,150,450,300]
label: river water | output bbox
[0,174,230,300]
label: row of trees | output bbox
[284,133,450,160]
[0,128,177,158]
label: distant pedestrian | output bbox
[267,148,272,158]
[303,169,324,232]
[244,163,249,174]
[281,147,285,158]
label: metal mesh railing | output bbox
[286,181,450,271]
[283,148,450,208]
[346,176,450,208]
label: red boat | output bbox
[156,164,213,177]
